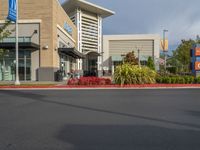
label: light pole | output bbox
[15,0,20,85]
[101,51,104,76]
[163,29,168,73]
[138,48,141,68]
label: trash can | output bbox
[55,70,63,81]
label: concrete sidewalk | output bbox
[0,81,66,86]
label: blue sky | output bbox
[60,0,200,50]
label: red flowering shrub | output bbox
[67,78,79,85]
[67,77,112,86]
[105,79,112,85]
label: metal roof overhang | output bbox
[62,0,115,18]
[0,42,40,51]
[58,48,85,59]
[84,50,101,56]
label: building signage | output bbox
[7,0,17,22]
[195,62,200,70]
[195,48,200,56]
[64,22,72,35]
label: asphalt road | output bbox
[0,89,200,150]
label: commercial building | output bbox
[0,0,80,81]
[0,0,114,81]
[62,0,115,76]
[102,34,160,75]
[0,0,161,81]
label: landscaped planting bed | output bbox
[67,77,112,86]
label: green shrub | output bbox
[176,77,185,84]
[165,77,172,84]
[195,76,200,84]
[156,76,162,83]
[171,77,177,84]
[156,75,195,84]
[183,76,189,84]
[114,63,157,85]
[189,76,195,83]
[167,67,177,74]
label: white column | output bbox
[97,15,102,74]
[77,9,83,71]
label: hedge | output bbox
[156,76,200,84]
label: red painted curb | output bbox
[0,84,200,89]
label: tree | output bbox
[0,21,11,41]
[124,51,138,65]
[147,56,155,70]
[0,21,11,58]
[174,39,195,73]
[167,37,200,74]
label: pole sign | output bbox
[7,0,17,22]
[195,48,200,56]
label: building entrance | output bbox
[59,54,77,80]
[84,52,99,76]
[88,57,98,76]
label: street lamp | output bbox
[163,29,168,72]
[101,51,104,76]
[15,0,20,85]
[138,48,141,68]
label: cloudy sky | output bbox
[60,0,200,50]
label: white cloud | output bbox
[60,0,200,49]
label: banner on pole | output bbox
[7,0,17,22]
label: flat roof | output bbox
[103,34,160,40]
[62,0,115,18]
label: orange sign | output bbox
[195,48,200,56]
[195,62,200,70]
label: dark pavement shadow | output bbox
[186,110,200,118]
[1,90,200,130]
[0,90,45,100]
[56,124,200,150]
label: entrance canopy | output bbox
[84,51,101,56]
[0,42,40,50]
[58,48,85,59]
[0,37,40,50]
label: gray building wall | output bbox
[103,34,161,73]
[109,40,154,56]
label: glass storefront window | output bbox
[59,54,78,79]
[0,50,31,81]
[0,58,16,81]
